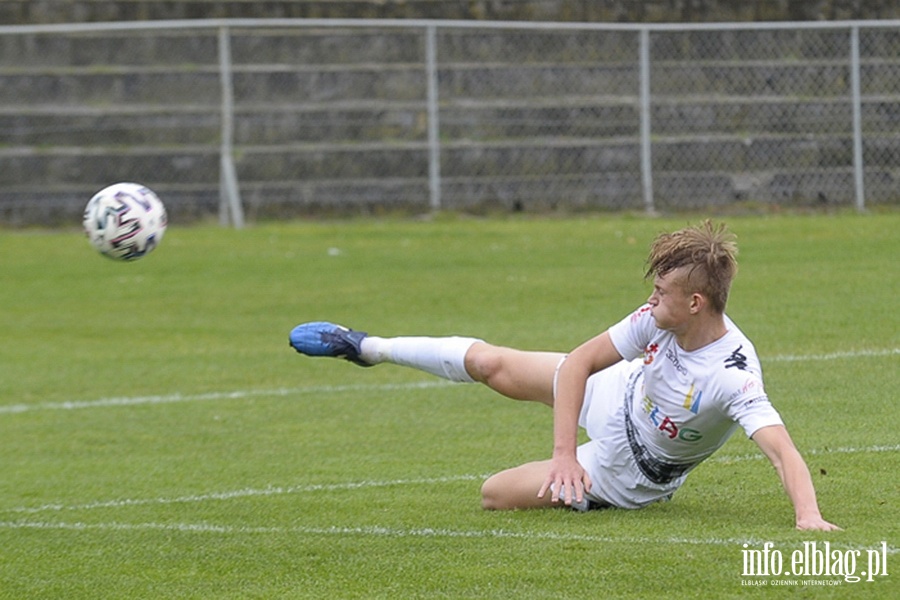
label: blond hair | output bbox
[645,220,738,313]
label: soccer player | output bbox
[289,221,840,531]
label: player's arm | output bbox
[538,331,623,505]
[751,424,842,531]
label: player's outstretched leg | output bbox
[289,321,563,403]
[290,321,480,381]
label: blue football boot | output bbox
[289,322,372,367]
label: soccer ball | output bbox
[83,183,168,261]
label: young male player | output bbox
[289,221,840,531]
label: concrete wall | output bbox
[3,7,899,223]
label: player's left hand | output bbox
[538,454,591,506]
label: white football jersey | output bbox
[608,304,784,468]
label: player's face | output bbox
[647,269,694,331]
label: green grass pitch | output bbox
[0,212,897,598]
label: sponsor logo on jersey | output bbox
[643,343,660,365]
[642,395,704,442]
[725,345,749,370]
[631,305,652,323]
[683,383,703,414]
[727,377,765,403]
[666,346,688,376]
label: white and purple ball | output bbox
[83,183,167,261]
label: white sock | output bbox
[359,336,481,383]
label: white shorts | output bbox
[558,359,687,510]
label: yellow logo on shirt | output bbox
[683,383,703,414]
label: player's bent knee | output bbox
[481,471,543,511]
[464,343,505,385]
[480,474,510,511]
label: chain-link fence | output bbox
[2,19,899,225]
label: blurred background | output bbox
[3,0,900,226]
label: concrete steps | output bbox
[3,23,899,223]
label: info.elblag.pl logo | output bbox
[741,541,891,586]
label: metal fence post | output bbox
[218,25,245,228]
[850,25,866,212]
[639,28,655,214]
[425,24,441,212]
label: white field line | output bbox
[0,519,776,548]
[1,474,487,516]
[3,444,896,517]
[766,347,899,363]
[0,520,896,555]
[0,380,454,415]
[0,347,896,416]
[708,443,900,465]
